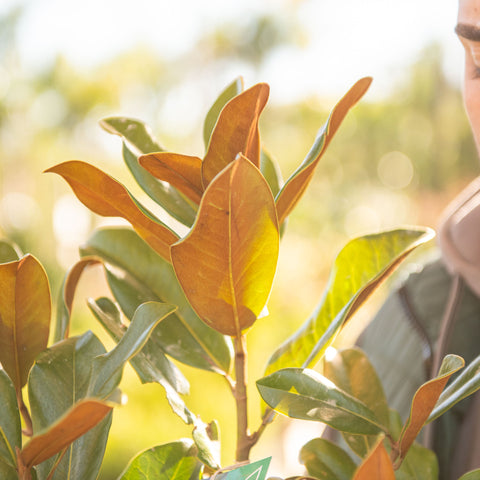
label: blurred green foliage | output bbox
[0,5,478,479]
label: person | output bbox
[360,1,480,478]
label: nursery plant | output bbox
[1,76,480,480]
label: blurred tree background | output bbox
[0,2,477,478]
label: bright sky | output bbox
[2,0,463,102]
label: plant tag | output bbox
[214,457,271,480]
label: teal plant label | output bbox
[215,457,271,479]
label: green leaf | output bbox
[0,458,17,480]
[81,227,233,374]
[323,347,390,458]
[192,419,220,470]
[299,438,356,480]
[398,354,464,461]
[257,368,386,435]
[428,353,480,423]
[0,370,21,471]
[265,228,434,376]
[0,239,21,263]
[0,254,51,392]
[123,142,197,227]
[458,470,480,480]
[88,297,195,424]
[394,443,438,480]
[100,116,165,154]
[28,331,112,480]
[260,148,283,199]
[87,302,177,399]
[100,117,197,227]
[203,77,244,149]
[119,439,202,480]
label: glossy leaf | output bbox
[28,331,111,480]
[203,77,244,148]
[428,353,480,423]
[139,153,203,204]
[395,443,438,480]
[88,297,195,424]
[352,437,395,480]
[398,354,464,461]
[256,367,385,435]
[323,347,389,458]
[299,438,356,480]
[275,77,372,225]
[54,256,102,342]
[100,116,197,225]
[458,470,480,480]
[201,83,269,187]
[0,370,21,472]
[20,399,113,469]
[192,419,220,470]
[87,301,177,399]
[123,142,197,227]
[119,439,202,480]
[0,239,21,263]
[265,228,434,376]
[45,161,179,261]
[172,155,279,336]
[100,116,165,154]
[260,148,283,198]
[0,254,51,392]
[81,227,233,374]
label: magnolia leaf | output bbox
[100,116,197,226]
[192,419,221,470]
[395,443,438,480]
[0,254,51,392]
[299,438,356,480]
[28,331,111,480]
[428,353,480,423]
[20,399,113,469]
[398,354,464,460]
[0,239,21,263]
[265,228,434,376]
[323,347,390,458]
[123,142,197,227]
[88,297,195,425]
[81,227,233,374]
[202,83,269,187]
[352,436,395,480]
[203,77,244,148]
[100,116,165,154]
[139,153,204,204]
[0,370,21,471]
[172,155,279,337]
[458,470,480,480]
[87,302,177,399]
[45,161,179,261]
[260,148,284,198]
[54,256,102,342]
[275,77,372,225]
[256,368,385,435]
[119,439,203,480]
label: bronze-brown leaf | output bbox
[46,161,179,261]
[201,83,270,188]
[171,155,279,337]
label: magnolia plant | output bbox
[0,77,479,480]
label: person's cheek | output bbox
[464,78,480,152]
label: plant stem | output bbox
[234,334,251,462]
[17,390,33,437]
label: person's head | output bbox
[457,0,480,151]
